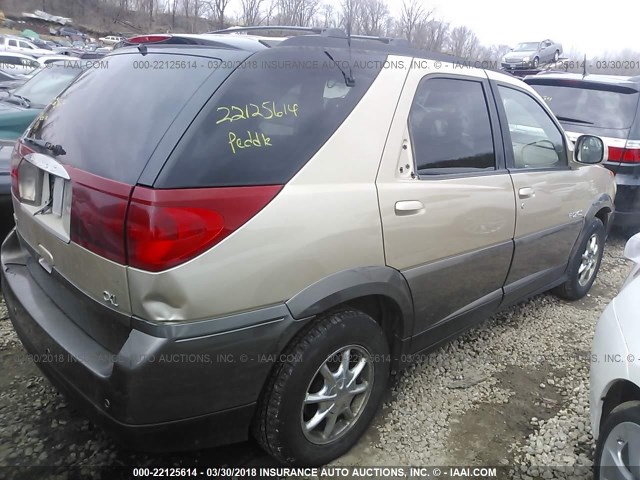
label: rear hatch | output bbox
[526,77,640,173]
[10,47,250,348]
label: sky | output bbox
[379,0,640,56]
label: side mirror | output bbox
[574,135,606,165]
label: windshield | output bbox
[12,64,81,107]
[530,83,639,129]
[515,42,539,51]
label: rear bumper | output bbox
[1,229,308,451]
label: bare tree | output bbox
[359,0,389,36]
[320,3,338,28]
[210,0,231,28]
[400,0,431,45]
[338,0,361,33]
[275,0,320,26]
[240,0,264,25]
[447,25,480,58]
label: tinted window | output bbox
[8,40,17,47]
[408,78,495,175]
[27,52,224,184]
[529,83,639,129]
[499,86,567,169]
[0,55,19,65]
[157,47,383,188]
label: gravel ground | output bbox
[0,232,633,479]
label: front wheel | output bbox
[553,217,605,300]
[253,309,390,465]
[553,50,560,63]
[532,56,539,68]
[595,401,640,480]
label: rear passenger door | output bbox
[492,80,588,303]
[377,65,516,353]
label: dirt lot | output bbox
[0,232,633,479]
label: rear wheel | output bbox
[595,401,640,480]
[533,56,539,68]
[253,309,389,465]
[553,50,560,63]
[553,217,605,300]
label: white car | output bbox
[591,232,640,479]
[0,35,51,58]
[0,52,41,77]
[98,35,123,45]
[37,54,78,67]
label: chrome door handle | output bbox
[395,200,424,215]
[518,187,535,199]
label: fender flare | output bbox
[286,266,415,339]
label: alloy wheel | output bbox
[578,233,600,287]
[599,421,640,479]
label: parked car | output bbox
[0,35,51,58]
[590,232,640,479]
[37,54,79,67]
[0,52,40,77]
[99,35,123,45]
[2,32,615,466]
[525,73,640,232]
[58,26,84,38]
[502,39,563,70]
[0,69,28,91]
[0,60,86,140]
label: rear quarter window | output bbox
[155,47,384,188]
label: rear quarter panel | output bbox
[126,57,411,321]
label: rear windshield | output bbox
[156,47,384,188]
[26,51,228,184]
[13,64,81,107]
[529,82,640,129]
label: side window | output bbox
[8,40,17,47]
[408,77,495,175]
[19,42,32,49]
[498,86,567,170]
[0,56,17,65]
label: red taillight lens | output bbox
[608,145,640,163]
[126,185,282,272]
[126,35,171,44]
[10,141,35,199]
[68,168,132,264]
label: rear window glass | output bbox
[156,47,384,188]
[529,83,639,129]
[26,52,222,184]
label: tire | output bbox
[253,309,390,466]
[553,50,559,63]
[533,56,539,68]
[594,400,640,480]
[553,217,605,300]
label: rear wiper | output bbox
[23,136,66,156]
[555,116,594,125]
[324,50,355,87]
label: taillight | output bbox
[608,141,640,163]
[126,35,171,44]
[126,185,282,272]
[10,141,35,199]
[68,167,132,265]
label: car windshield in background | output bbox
[530,83,639,129]
[515,43,539,51]
[11,64,82,107]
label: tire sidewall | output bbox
[271,312,389,465]
[566,218,605,299]
[594,401,640,480]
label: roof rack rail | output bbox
[207,26,327,35]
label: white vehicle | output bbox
[591,232,640,479]
[0,52,40,77]
[99,35,123,45]
[37,54,78,67]
[0,35,51,58]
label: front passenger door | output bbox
[495,83,589,303]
